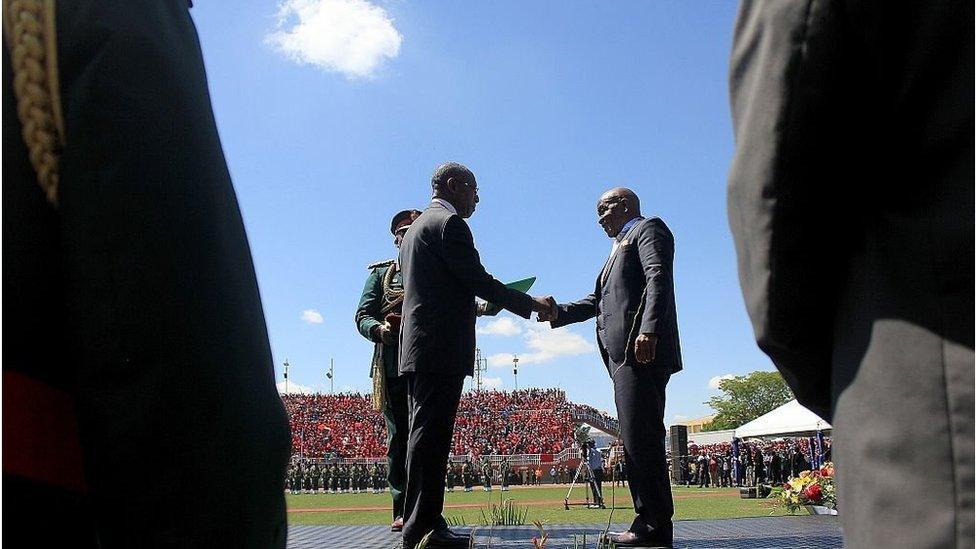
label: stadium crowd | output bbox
[282,388,581,459]
[451,388,575,456]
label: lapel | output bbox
[600,218,644,286]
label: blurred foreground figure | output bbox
[727,2,973,548]
[3,1,290,546]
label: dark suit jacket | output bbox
[552,217,682,374]
[398,201,534,376]
[3,2,290,546]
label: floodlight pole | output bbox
[473,348,488,392]
[513,354,519,391]
[328,358,334,394]
[473,349,480,392]
[283,358,290,395]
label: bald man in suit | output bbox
[541,188,681,548]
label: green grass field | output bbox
[287,485,787,526]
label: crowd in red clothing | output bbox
[283,393,387,459]
[451,388,575,457]
[282,388,582,460]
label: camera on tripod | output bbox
[564,440,606,510]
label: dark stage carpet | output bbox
[287,515,842,548]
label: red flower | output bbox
[803,483,823,503]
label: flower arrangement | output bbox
[779,462,836,514]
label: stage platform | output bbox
[287,515,842,548]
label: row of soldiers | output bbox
[286,462,389,494]
[443,460,583,491]
[445,460,513,492]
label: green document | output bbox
[482,276,536,316]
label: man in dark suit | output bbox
[398,162,554,548]
[727,2,973,547]
[540,187,681,548]
[3,2,290,546]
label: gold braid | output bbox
[379,263,404,315]
[3,0,64,207]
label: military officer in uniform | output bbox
[320,464,330,494]
[355,209,421,532]
[446,464,456,492]
[462,460,474,492]
[310,462,321,493]
[481,460,493,492]
[330,464,340,493]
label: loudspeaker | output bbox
[669,425,688,484]
[669,425,688,457]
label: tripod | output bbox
[564,455,605,510]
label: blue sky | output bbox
[190,1,774,424]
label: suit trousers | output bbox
[402,372,465,542]
[383,373,409,520]
[832,226,974,549]
[612,361,673,537]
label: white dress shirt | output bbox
[432,198,458,215]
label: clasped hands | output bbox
[530,296,559,323]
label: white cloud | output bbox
[477,317,523,337]
[301,309,324,324]
[708,374,737,390]
[480,377,504,389]
[485,318,595,367]
[266,0,402,78]
[487,352,516,367]
[277,380,315,395]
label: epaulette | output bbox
[367,259,395,270]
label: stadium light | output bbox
[283,358,290,395]
[512,354,519,391]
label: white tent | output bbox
[734,400,832,438]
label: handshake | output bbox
[530,296,559,323]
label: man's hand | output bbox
[373,324,396,345]
[634,333,658,364]
[534,296,559,323]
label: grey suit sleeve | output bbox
[442,215,534,319]
[636,220,673,335]
[726,0,843,419]
[551,293,598,328]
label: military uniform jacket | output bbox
[355,260,403,379]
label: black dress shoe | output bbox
[605,530,673,548]
[391,516,404,532]
[404,528,470,549]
